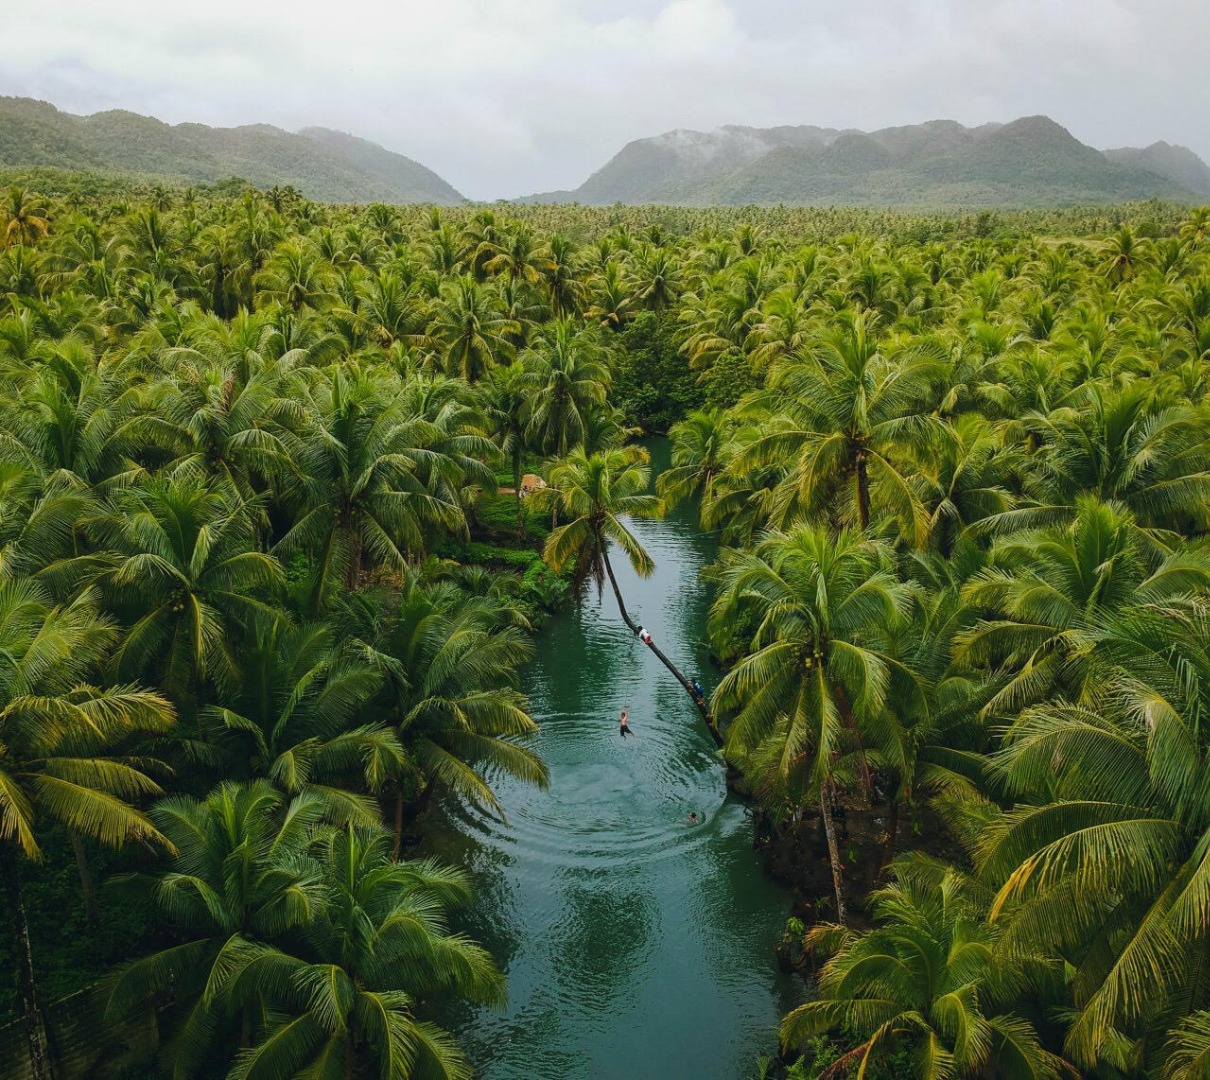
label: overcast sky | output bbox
[6,0,1208,200]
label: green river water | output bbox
[424,441,801,1079]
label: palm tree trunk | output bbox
[2,846,51,1080]
[68,829,99,926]
[392,786,405,860]
[855,449,871,530]
[600,545,722,747]
[832,684,872,803]
[513,447,524,532]
[881,797,900,872]
[347,528,363,590]
[819,784,848,925]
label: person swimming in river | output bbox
[688,812,699,825]
[619,708,633,738]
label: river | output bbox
[423,440,801,1079]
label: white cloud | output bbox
[7,0,1208,199]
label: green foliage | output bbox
[0,170,1209,1080]
[0,96,464,204]
[613,311,703,431]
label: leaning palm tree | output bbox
[0,580,174,1080]
[710,525,917,921]
[540,447,718,739]
[782,862,1064,1078]
[227,826,504,1080]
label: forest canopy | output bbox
[0,176,1208,1079]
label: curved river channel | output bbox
[424,440,801,1079]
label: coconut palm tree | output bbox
[254,241,335,311]
[276,366,468,603]
[202,614,402,823]
[977,596,1210,1070]
[1022,385,1210,534]
[2,187,51,248]
[337,578,547,849]
[731,312,947,544]
[544,233,587,318]
[1167,1014,1210,1080]
[955,496,1210,716]
[138,345,303,504]
[782,863,1064,1078]
[227,825,504,1080]
[658,406,733,511]
[917,413,1016,557]
[427,277,519,382]
[81,471,284,705]
[481,362,531,527]
[710,525,917,921]
[520,320,610,461]
[0,579,174,1080]
[103,781,327,1078]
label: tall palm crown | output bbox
[711,525,916,920]
[0,580,173,1080]
[278,366,470,601]
[230,826,504,1080]
[1022,385,1210,534]
[784,864,1064,1079]
[346,579,548,818]
[978,596,1210,1070]
[732,312,946,543]
[84,472,283,702]
[956,496,1210,715]
[542,446,662,581]
[659,406,733,511]
[2,187,51,248]
[427,277,519,383]
[202,615,400,824]
[0,580,174,861]
[520,320,610,460]
[104,782,328,1078]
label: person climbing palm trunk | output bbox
[540,446,723,746]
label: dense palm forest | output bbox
[0,179,1208,1079]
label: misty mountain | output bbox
[1104,141,1210,198]
[528,116,1204,207]
[0,97,465,204]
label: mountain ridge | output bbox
[0,97,465,205]
[525,115,1206,207]
[1,97,1206,208]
